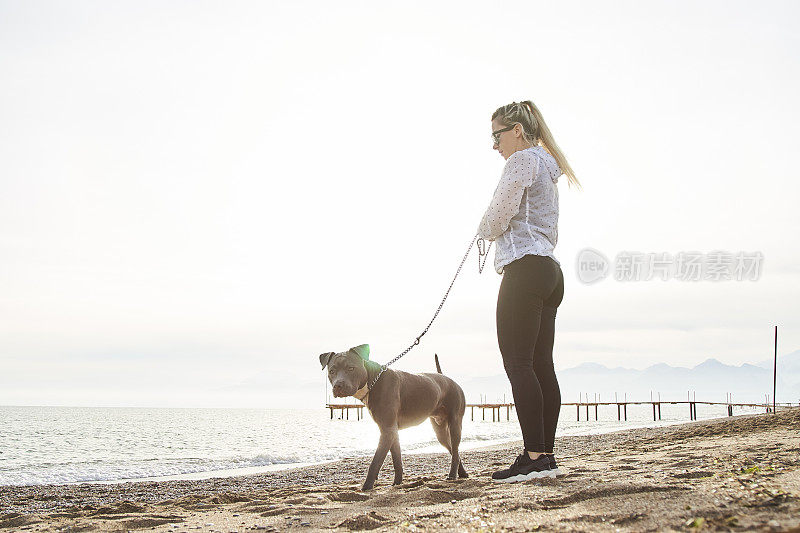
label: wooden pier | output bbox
[562,392,794,422]
[562,399,791,421]
[467,403,515,421]
[326,403,365,420]
[328,393,795,423]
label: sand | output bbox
[1,407,799,532]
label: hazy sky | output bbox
[2,1,798,408]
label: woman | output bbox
[478,100,581,482]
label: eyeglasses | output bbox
[491,124,517,146]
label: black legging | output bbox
[496,253,564,453]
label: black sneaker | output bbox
[548,454,564,477]
[491,452,553,483]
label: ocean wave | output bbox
[0,452,315,486]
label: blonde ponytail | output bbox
[493,100,582,190]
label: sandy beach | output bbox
[1,407,798,532]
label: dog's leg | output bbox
[457,458,468,478]
[430,418,452,452]
[363,427,398,491]
[431,418,466,479]
[447,418,465,480]
[450,415,468,478]
[389,438,403,485]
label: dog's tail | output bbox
[435,353,442,374]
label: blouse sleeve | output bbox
[477,150,539,241]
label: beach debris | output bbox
[685,517,705,528]
[768,520,781,528]
[609,513,644,526]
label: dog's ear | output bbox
[319,351,336,369]
[349,344,370,362]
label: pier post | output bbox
[773,325,778,415]
[624,403,627,421]
[594,403,598,421]
[617,403,621,421]
[577,404,580,421]
[471,406,474,421]
[652,403,656,421]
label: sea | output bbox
[0,403,765,487]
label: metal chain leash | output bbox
[477,237,492,274]
[367,233,493,390]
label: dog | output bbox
[319,344,468,490]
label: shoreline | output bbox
[1,408,798,531]
[5,407,770,489]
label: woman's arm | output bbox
[477,150,539,241]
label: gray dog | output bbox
[319,344,468,490]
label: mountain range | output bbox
[462,349,800,405]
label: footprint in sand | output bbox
[540,483,689,507]
[118,517,183,529]
[338,511,391,530]
[0,514,42,529]
[259,505,292,517]
[208,493,251,504]
[283,496,326,505]
[327,491,370,502]
[671,470,714,479]
[90,501,147,515]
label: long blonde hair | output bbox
[492,100,582,190]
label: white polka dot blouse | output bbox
[477,145,562,274]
